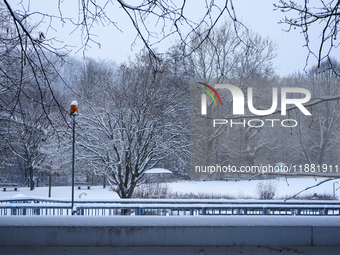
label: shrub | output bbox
[256,180,277,200]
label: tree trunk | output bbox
[29,166,34,191]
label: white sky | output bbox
[8,0,340,76]
[231,0,338,76]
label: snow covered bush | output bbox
[256,180,277,200]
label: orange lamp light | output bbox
[70,101,78,115]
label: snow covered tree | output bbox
[0,17,65,189]
[288,59,340,168]
[76,55,189,198]
[3,98,51,190]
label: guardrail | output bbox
[1,216,340,247]
[0,198,339,216]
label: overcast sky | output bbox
[9,0,340,76]
[84,0,338,76]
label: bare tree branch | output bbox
[275,0,340,73]
[284,177,338,201]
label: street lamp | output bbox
[70,101,78,215]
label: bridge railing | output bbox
[1,197,340,205]
[0,198,339,216]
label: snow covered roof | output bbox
[144,168,172,174]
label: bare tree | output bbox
[275,0,340,73]
[289,59,340,167]
[0,0,247,136]
[187,19,277,82]
[0,1,68,122]
[188,19,277,178]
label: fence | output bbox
[0,198,340,216]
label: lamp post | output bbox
[70,101,78,215]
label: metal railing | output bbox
[75,204,340,216]
[0,198,339,216]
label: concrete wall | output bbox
[0,216,339,247]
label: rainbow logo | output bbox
[197,82,222,106]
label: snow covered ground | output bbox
[168,177,340,199]
[0,185,120,201]
[0,177,339,200]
